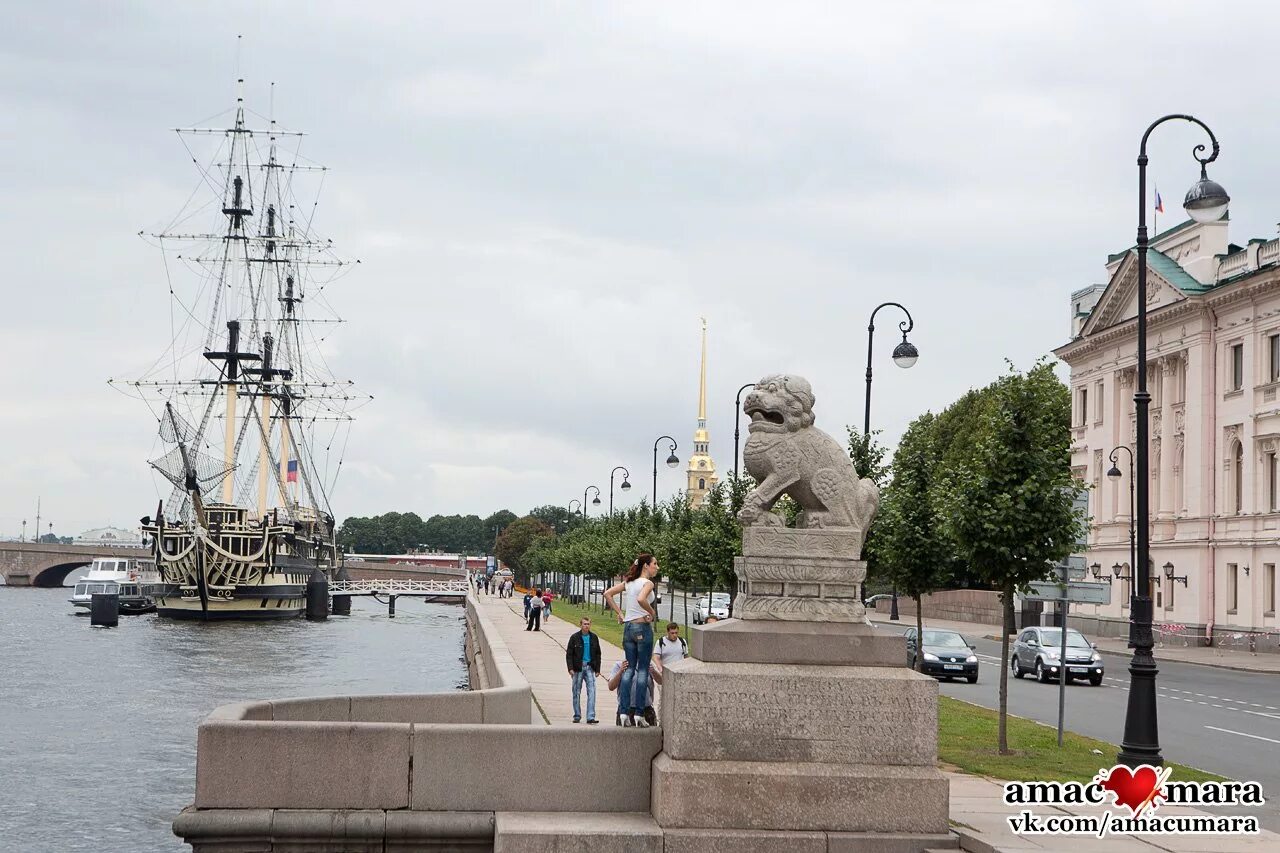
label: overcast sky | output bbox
[6,1,1280,537]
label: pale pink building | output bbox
[1056,217,1280,644]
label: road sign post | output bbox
[1058,561,1069,748]
[1019,560,1112,748]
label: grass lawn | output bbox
[542,596,689,650]
[938,695,1226,784]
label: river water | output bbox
[0,586,467,852]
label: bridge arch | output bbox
[33,561,93,588]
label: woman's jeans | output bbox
[619,621,655,715]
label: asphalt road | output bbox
[876,622,1280,831]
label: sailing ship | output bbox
[112,78,365,620]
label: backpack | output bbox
[658,636,688,656]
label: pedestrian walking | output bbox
[505,579,514,598]
[604,553,660,727]
[526,588,544,631]
[542,588,553,619]
[566,617,602,724]
[483,574,490,595]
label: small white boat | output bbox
[69,557,162,615]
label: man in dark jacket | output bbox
[566,617,602,724]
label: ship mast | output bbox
[115,73,368,527]
[203,319,259,504]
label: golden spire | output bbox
[697,317,708,426]
[688,317,717,508]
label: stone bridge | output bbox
[0,541,151,587]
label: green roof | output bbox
[1146,249,1214,294]
[1105,213,1230,263]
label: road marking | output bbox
[1204,725,1280,745]
[1241,708,1280,721]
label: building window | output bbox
[1269,452,1278,512]
[1077,387,1088,426]
[1265,564,1275,615]
[1233,442,1244,514]
[698,478,706,490]
[1231,343,1244,391]
[1094,380,1104,424]
[1166,575,1174,610]
[1227,563,1238,614]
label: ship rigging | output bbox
[109,77,367,620]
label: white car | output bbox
[693,593,731,624]
[587,580,607,595]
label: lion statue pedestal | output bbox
[651,375,954,852]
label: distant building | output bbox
[1055,215,1280,641]
[687,318,719,508]
[75,526,144,546]
[343,552,489,573]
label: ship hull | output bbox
[152,581,308,620]
[145,505,332,622]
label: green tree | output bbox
[528,504,578,535]
[878,413,952,669]
[495,516,555,585]
[847,428,891,592]
[941,360,1084,753]
[483,510,518,551]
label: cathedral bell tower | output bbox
[687,318,718,508]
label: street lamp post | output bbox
[21,519,26,542]
[864,302,919,621]
[568,499,582,523]
[733,383,756,483]
[652,436,679,506]
[610,466,632,516]
[583,486,602,519]
[1120,114,1229,770]
[1106,446,1136,582]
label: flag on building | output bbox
[286,459,298,483]
[1155,187,1164,214]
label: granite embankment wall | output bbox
[875,588,1004,625]
[173,594,662,851]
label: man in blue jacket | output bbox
[566,617,602,724]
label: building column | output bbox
[1115,368,1135,523]
[1157,355,1178,520]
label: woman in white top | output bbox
[605,553,660,727]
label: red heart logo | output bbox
[1098,765,1165,816]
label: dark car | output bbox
[904,627,979,683]
[1011,626,1104,686]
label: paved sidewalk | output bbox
[475,592,627,725]
[868,611,1280,674]
[949,774,1279,852]
[478,593,1276,851]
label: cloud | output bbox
[5,1,1280,535]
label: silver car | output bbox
[693,593,730,624]
[1011,626,1104,686]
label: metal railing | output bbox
[329,579,470,595]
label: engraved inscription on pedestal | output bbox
[662,661,937,766]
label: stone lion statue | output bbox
[739,374,879,531]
